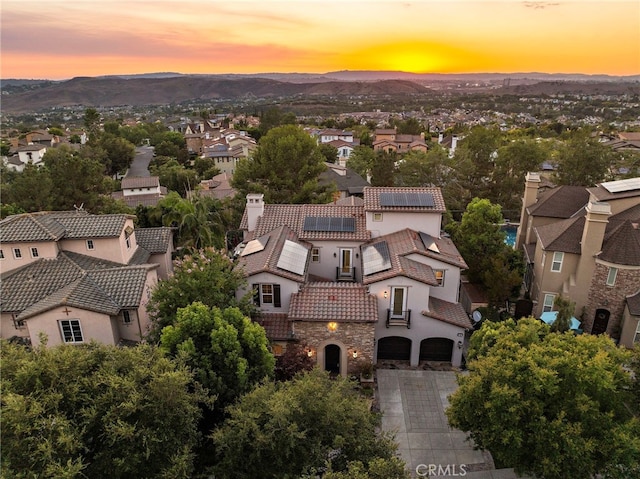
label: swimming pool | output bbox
[501,224,518,248]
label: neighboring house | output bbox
[5,144,48,172]
[516,173,640,346]
[189,172,237,201]
[236,186,470,376]
[308,129,360,166]
[201,131,256,177]
[319,162,370,199]
[0,211,174,346]
[111,176,167,207]
[373,128,427,154]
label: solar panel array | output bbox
[240,235,270,257]
[302,216,356,232]
[277,240,309,275]
[379,192,435,207]
[601,178,640,193]
[419,232,440,254]
[362,241,392,276]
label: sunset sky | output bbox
[2,0,638,80]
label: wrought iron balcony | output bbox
[386,309,411,328]
[336,267,356,282]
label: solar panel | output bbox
[277,240,308,275]
[601,178,640,193]
[362,241,392,276]
[302,216,356,232]
[419,232,440,254]
[379,192,435,207]
[240,234,270,256]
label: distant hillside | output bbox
[0,76,430,113]
[499,81,640,96]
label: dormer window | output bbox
[86,239,95,250]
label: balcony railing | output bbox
[336,267,356,282]
[386,309,411,328]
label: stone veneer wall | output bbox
[293,321,375,375]
[583,263,640,339]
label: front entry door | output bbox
[340,249,352,277]
[325,344,340,375]
[592,309,610,335]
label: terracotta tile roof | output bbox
[626,290,640,316]
[319,166,370,196]
[528,185,589,218]
[135,227,173,254]
[288,282,378,323]
[334,196,364,206]
[535,215,585,254]
[254,313,291,340]
[112,191,165,207]
[245,204,370,242]
[237,225,311,282]
[422,297,472,329]
[1,251,152,319]
[598,220,640,266]
[361,229,466,285]
[55,214,132,239]
[363,186,446,213]
[0,212,69,242]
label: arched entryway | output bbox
[592,309,610,335]
[324,344,341,375]
[377,336,411,361]
[419,337,454,362]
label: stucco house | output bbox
[373,128,428,154]
[5,144,48,172]
[111,175,167,207]
[236,186,470,376]
[0,211,174,346]
[516,173,640,346]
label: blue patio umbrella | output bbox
[540,311,581,331]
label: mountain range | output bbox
[2,71,638,113]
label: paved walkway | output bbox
[377,369,522,478]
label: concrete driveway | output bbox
[376,369,521,479]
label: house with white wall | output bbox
[237,187,470,376]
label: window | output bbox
[542,293,556,313]
[125,237,131,249]
[0,249,4,260]
[551,252,563,272]
[13,248,22,259]
[86,239,95,250]
[373,213,383,222]
[122,310,132,324]
[252,283,282,308]
[59,319,83,343]
[606,267,618,286]
[635,321,640,344]
[434,269,445,286]
[12,315,25,329]
[30,247,39,258]
[311,247,320,263]
[272,344,284,356]
[390,287,407,318]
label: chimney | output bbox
[516,172,541,250]
[451,135,458,151]
[572,199,611,313]
[438,133,444,144]
[246,193,264,232]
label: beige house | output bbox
[237,187,470,376]
[516,173,640,346]
[373,128,427,154]
[0,211,174,346]
[112,176,167,207]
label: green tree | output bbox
[447,318,640,479]
[43,144,111,212]
[1,341,202,479]
[395,117,423,135]
[98,134,136,176]
[83,107,101,141]
[346,145,375,180]
[232,125,334,204]
[258,107,297,136]
[370,150,396,187]
[160,192,225,250]
[322,458,410,479]
[160,302,274,412]
[394,146,451,187]
[319,142,339,163]
[211,369,399,479]
[551,295,575,333]
[150,159,197,197]
[3,162,53,212]
[553,131,617,186]
[146,248,250,342]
